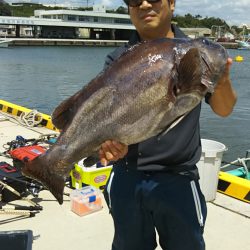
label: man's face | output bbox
[129,0,175,40]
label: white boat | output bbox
[236,25,250,49]
[0,39,12,48]
[236,40,250,50]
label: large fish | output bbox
[22,38,228,204]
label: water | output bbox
[0,46,114,113]
[0,46,249,162]
[200,49,250,161]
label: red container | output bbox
[9,145,46,162]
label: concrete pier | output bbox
[218,42,239,49]
[8,38,127,47]
[0,102,249,250]
[7,38,239,49]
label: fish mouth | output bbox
[172,83,180,98]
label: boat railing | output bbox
[220,152,250,180]
[221,157,250,169]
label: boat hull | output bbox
[236,40,250,50]
[0,41,9,48]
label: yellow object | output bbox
[218,171,250,203]
[70,163,112,190]
[0,99,58,131]
[234,55,244,62]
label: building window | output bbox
[68,15,76,21]
[114,19,131,24]
[93,17,98,22]
[99,17,112,23]
[79,16,90,22]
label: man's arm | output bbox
[208,58,237,117]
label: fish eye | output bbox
[202,39,211,46]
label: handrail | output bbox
[220,157,250,180]
[220,157,250,169]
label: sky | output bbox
[7,0,250,26]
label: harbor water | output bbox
[0,46,249,162]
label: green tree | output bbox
[0,0,12,16]
[116,6,128,14]
[173,13,230,29]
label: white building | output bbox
[32,8,133,39]
[1,6,215,40]
[33,8,131,25]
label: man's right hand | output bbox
[99,140,128,166]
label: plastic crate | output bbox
[70,186,102,216]
[9,145,46,162]
[70,160,112,190]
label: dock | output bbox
[218,42,239,49]
[8,38,127,47]
[5,38,239,49]
[0,106,249,250]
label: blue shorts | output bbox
[104,165,207,250]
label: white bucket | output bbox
[196,139,227,202]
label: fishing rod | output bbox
[0,171,70,200]
[0,180,38,206]
[0,209,37,217]
[0,179,43,218]
[0,165,44,198]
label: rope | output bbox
[0,112,50,142]
[0,113,8,121]
[18,110,43,127]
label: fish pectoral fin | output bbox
[52,85,114,131]
[178,48,202,89]
[52,90,82,130]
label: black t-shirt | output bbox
[104,26,209,177]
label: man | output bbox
[100,1,237,250]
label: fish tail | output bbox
[22,157,65,205]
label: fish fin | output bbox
[22,157,65,204]
[200,53,216,93]
[52,90,82,130]
[178,48,202,89]
[52,85,113,131]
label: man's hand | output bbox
[99,140,128,166]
